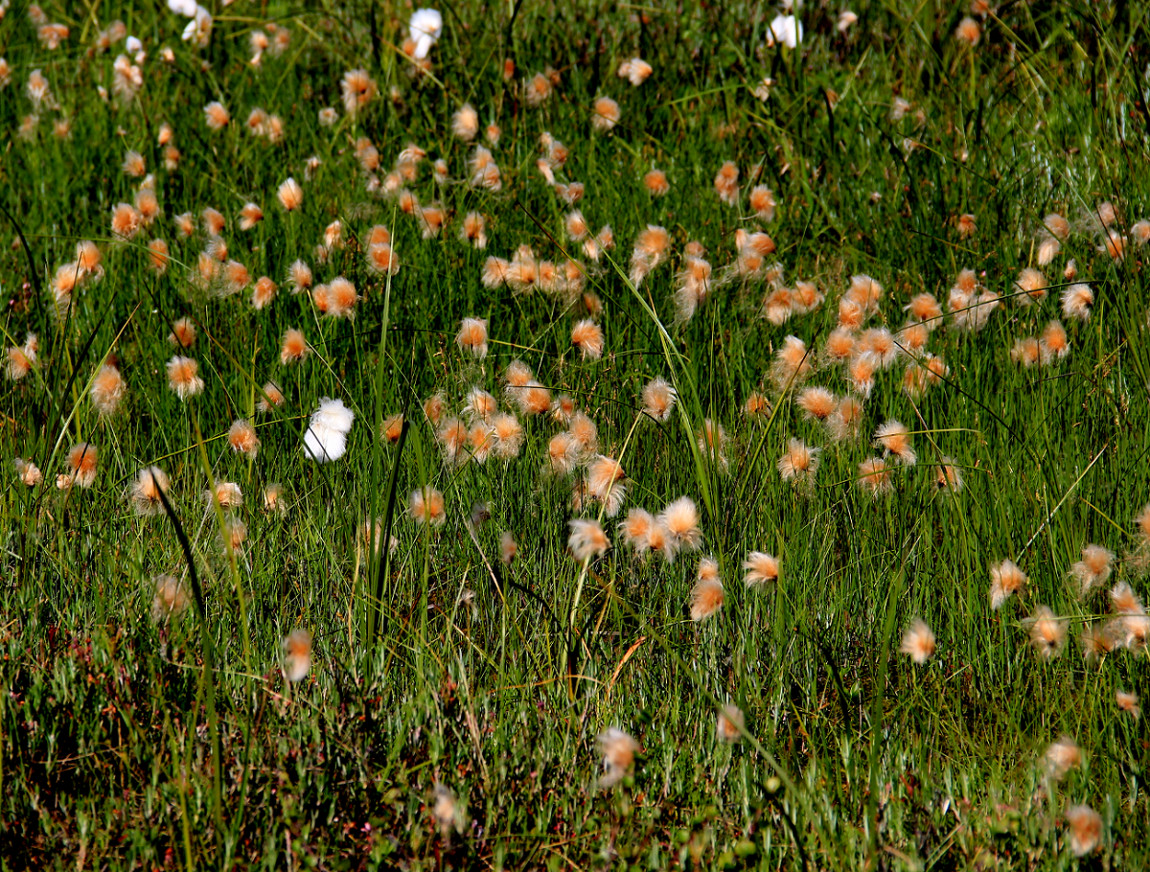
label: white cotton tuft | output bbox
[168,0,199,16]
[303,397,355,462]
[766,14,803,49]
[181,7,212,45]
[409,8,443,59]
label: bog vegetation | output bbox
[1,1,1149,868]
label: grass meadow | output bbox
[2,0,1149,868]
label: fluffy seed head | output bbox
[1013,268,1048,305]
[61,443,98,490]
[644,169,669,196]
[617,57,653,86]
[16,458,43,487]
[283,629,312,683]
[303,398,355,463]
[251,276,277,310]
[257,382,284,413]
[1116,690,1140,719]
[340,68,376,115]
[166,356,203,400]
[586,455,626,517]
[1064,805,1102,857]
[875,419,916,465]
[568,518,610,561]
[954,16,981,44]
[111,203,142,239]
[1027,605,1067,659]
[716,704,745,742]
[208,481,243,510]
[777,438,819,485]
[797,387,836,421]
[452,103,479,140]
[659,497,702,557]
[280,328,309,364]
[571,319,604,360]
[147,239,170,272]
[491,413,523,459]
[1109,582,1143,616]
[591,96,620,131]
[859,325,899,366]
[548,432,582,475]
[90,364,126,416]
[1071,544,1114,597]
[500,531,518,564]
[990,560,1027,610]
[228,419,259,458]
[1039,321,1069,363]
[749,185,776,221]
[743,551,779,586]
[131,466,170,516]
[822,328,857,363]
[934,457,964,492]
[1044,737,1082,780]
[744,392,772,418]
[827,395,865,442]
[770,335,815,390]
[619,509,656,556]
[642,377,677,422]
[899,619,937,664]
[1060,284,1093,321]
[277,177,303,211]
[203,101,230,130]
[238,202,263,231]
[597,728,636,787]
[409,487,446,526]
[714,161,739,206]
[690,562,725,621]
[456,318,489,359]
[151,575,189,622]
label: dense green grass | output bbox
[2,1,1149,868]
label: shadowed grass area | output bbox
[1,1,1149,868]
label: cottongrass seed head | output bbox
[990,559,1027,610]
[1115,690,1140,719]
[151,574,190,622]
[642,376,677,422]
[166,356,204,400]
[303,397,354,462]
[899,619,937,665]
[690,557,724,621]
[1064,805,1103,857]
[1044,736,1082,780]
[130,465,170,516]
[456,317,489,359]
[777,438,819,486]
[1027,605,1067,659]
[743,551,779,586]
[228,419,260,458]
[874,419,916,465]
[1071,544,1114,596]
[597,727,637,787]
[856,457,892,497]
[64,442,99,489]
[568,518,610,562]
[90,363,126,416]
[16,458,43,487]
[716,704,745,743]
[658,496,702,558]
[283,628,313,683]
[409,487,446,526]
